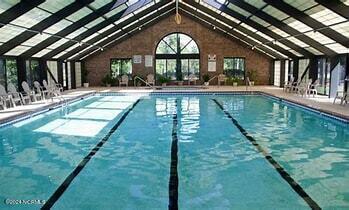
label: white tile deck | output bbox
[1,86,348,123]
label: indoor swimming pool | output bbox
[0,93,348,209]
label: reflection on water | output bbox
[218,95,349,209]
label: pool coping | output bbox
[0,90,348,127]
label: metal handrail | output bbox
[133,76,154,88]
[207,75,218,85]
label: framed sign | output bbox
[145,55,153,67]
[208,54,216,72]
[133,55,142,64]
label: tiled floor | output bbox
[1,86,348,122]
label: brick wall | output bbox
[85,15,272,86]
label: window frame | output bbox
[110,58,133,78]
[223,57,246,79]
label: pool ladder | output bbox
[133,76,154,89]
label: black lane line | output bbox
[41,99,141,210]
[212,99,321,210]
[169,100,179,210]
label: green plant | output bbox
[101,73,112,86]
[157,75,170,84]
[203,74,210,82]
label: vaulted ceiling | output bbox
[0,0,348,61]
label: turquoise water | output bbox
[0,94,348,209]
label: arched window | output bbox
[155,33,200,81]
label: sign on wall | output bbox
[133,55,142,64]
[145,55,153,67]
[208,54,216,72]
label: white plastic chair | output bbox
[34,81,47,100]
[0,84,12,109]
[188,74,197,85]
[118,75,129,87]
[217,74,227,86]
[7,83,25,106]
[146,74,155,86]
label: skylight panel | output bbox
[82,33,100,43]
[43,19,72,34]
[227,3,251,17]
[305,5,346,26]
[286,37,309,47]
[240,23,257,33]
[200,1,221,13]
[4,45,31,56]
[0,0,20,14]
[283,18,313,33]
[64,43,80,53]
[127,0,139,6]
[275,41,291,50]
[38,0,74,13]
[65,28,88,39]
[89,0,114,10]
[250,16,270,27]
[10,8,50,28]
[283,0,317,11]
[66,7,93,22]
[244,0,266,9]
[32,48,52,58]
[340,0,349,6]
[133,1,154,14]
[21,34,50,46]
[256,32,274,42]
[330,22,349,38]
[47,38,70,50]
[325,43,348,54]
[288,49,303,57]
[115,13,133,25]
[262,44,288,58]
[0,25,26,42]
[53,51,69,59]
[105,4,127,18]
[304,31,334,45]
[98,24,114,33]
[268,26,290,37]
[221,13,240,24]
[263,6,289,21]
[304,47,323,55]
[85,17,105,29]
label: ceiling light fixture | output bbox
[175,0,181,25]
[213,26,216,30]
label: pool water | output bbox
[0,94,348,209]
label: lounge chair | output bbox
[0,84,12,109]
[34,81,48,100]
[7,83,25,106]
[146,74,155,86]
[283,78,294,92]
[307,79,319,97]
[119,75,129,87]
[22,81,36,103]
[297,79,312,97]
[43,80,61,98]
[333,91,348,105]
[217,74,227,86]
[188,74,197,85]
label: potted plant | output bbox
[232,77,239,87]
[158,75,170,86]
[101,73,112,87]
[248,69,257,86]
[82,68,89,88]
[177,73,184,86]
[203,74,210,86]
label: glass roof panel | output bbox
[304,47,323,55]
[53,51,69,59]
[268,26,290,37]
[10,8,50,28]
[244,0,266,9]
[89,0,114,10]
[105,4,127,18]
[227,3,251,17]
[262,6,289,21]
[0,25,26,42]
[21,34,51,46]
[288,49,303,57]
[47,38,70,49]
[115,13,133,24]
[250,16,270,27]
[255,31,274,41]
[325,43,348,54]
[32,48,52,58]
[0,0,20,15]
[98,24,114,33]
[240,23,257,33]
[305,5,347,26]
[340,0,349,6]
[38,0,74,13]
[275,41,291,50]
[286,37,309,47]
[85,17,105,29]
[66,28,88,39]
[283,0,317,11]
[66,7,93,22]
[4,45,31,56]
[283,17,313,32]
[331,22,349,38]
[82,33,100,43]
[64,43,80,53]
[221,13,240,24]
[304,31,335,45]
[43,19,72,34]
